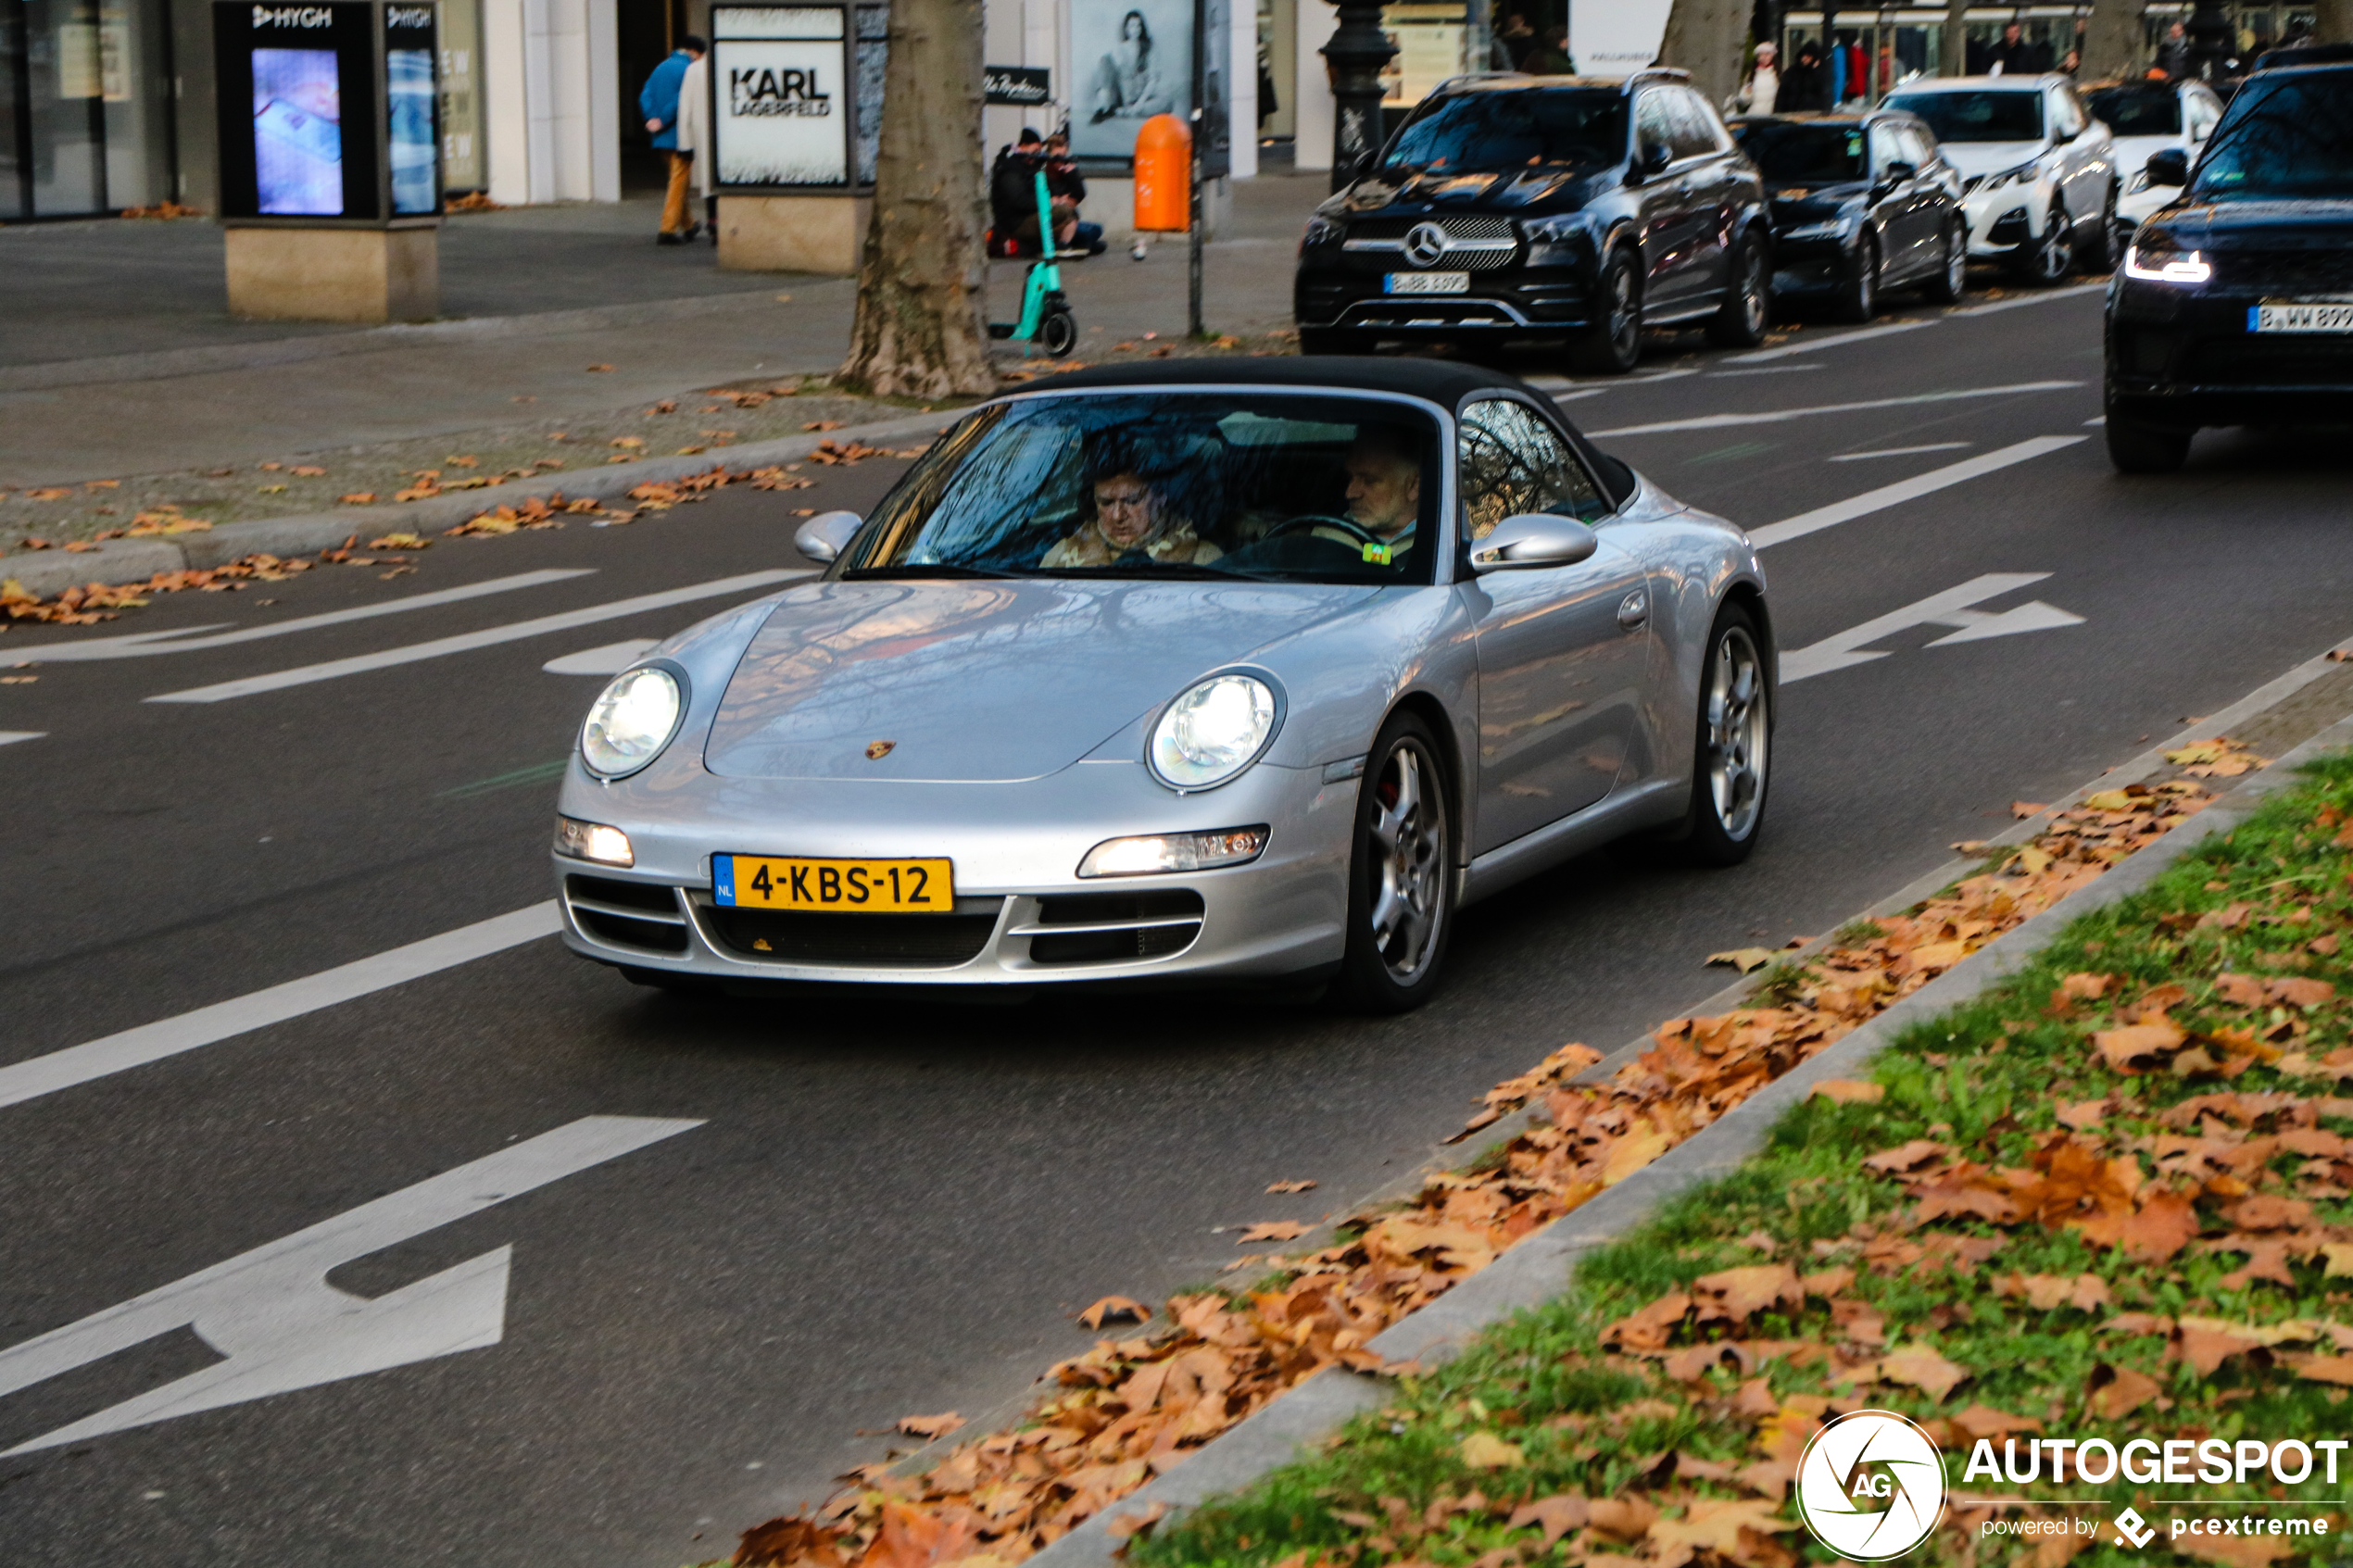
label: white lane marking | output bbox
[0,732,44,746]
[1781,573,2084,683]
[1725,318,1938,364]
[147,570,812,703]
[544,639,659,676]
[1828,441,1974,462]
[1748,436,2088,550]
[0,1116,701,1455]
[1588,381,2081,438]
[0,903,561,1110]
[1952,281,2108,316]
[6,571,596,663]
[2084,415,2107,426]
[1709,363,1824,376]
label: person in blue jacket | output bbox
[640,35,706,245]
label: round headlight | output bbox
[581,666,683,779]
[1150,673,1278,791]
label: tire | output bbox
[1038,307,1077,358]
[1571,248,1642,374]
[1667,606,1772,867]
[1706,232,1770,347]
[1832,232,1880,324]
[1334,713,1456,1012]
[1921,219,1967,305]
[2081,182,2121,273]
[2105,402,2193,473]
[1297,326,1369,356]
[2015,198,2075,285]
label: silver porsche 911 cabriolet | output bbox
[553,359,1773,1010]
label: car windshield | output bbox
[1382,87,1628,172]
[2192,73,2353,200]
[1735,120,1866,182]
[840,393,1444,586]
[1883,90,2044,142]
[2085,84,2181,135]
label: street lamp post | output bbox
[1323,1,1395,193]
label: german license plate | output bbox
[1385,271,1469,295]
[2250,301,2353,333]
[714,855,953,913]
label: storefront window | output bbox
[3,0,171,217]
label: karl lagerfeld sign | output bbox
[711,4,850,187]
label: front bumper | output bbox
[1961,182,2048,258]
[2108,279,2353,426]
[554,757,1360,987]
[1767,230,1858,294]
[1295,255,1594,337]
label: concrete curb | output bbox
[0,287,824,395]
[1026,711,2353,1568]
[0,408,961,599]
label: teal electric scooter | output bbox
[988,167,1077,358]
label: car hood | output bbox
[1334,166,1617,216]
[1768,180,1866,221]
[703,577,1379,782]
[2148,198,2353,248]
[1943,141,2050,180]
[2108,132,2179,171]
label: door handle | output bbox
[1617,589,1649,630]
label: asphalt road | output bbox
[6,281,2353,1568]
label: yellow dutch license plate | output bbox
[715,854,953,913]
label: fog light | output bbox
[1077,826,1268,878]
[555,816,634,866]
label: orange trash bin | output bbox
[1132,113,1190,232]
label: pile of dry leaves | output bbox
[3,553,317,624]
[726,755,2260,1568]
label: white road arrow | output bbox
[0,1115,699,1454]
[1781,573,2085,684]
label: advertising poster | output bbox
[1071,1,1191,163]
[712,6,849,187]
[1567,0,1672,76]
[385,6,438,213]
[253,46,344,214]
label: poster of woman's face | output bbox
[1071,1,1191,161]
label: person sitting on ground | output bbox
[989,128,1052,255]
[1045,129,1107,256]
[1040,457,1224,568]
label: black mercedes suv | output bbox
[1293,70,1772,372]
[2105,48,2353,471]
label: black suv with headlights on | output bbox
[1733,110,1967,322]
[1293,69,1772,373]
[2105,49,2353,471]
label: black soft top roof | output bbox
[998,355,1637,508]
[1026,355,1537,409]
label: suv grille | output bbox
[701,901,1004,966]
[2214,248,2353,295]
[1016,890,1205,966]
[1342,215,1519,270]
[565,874,690,954]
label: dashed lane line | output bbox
[145,570,812,704]
[0,732,44,746]
[1585,380,2082,438]
[1829,441,1974,461]
[1723,318,1939,365]
[1747,435,2088,550]
[0,903,563,1110]
[6,570,597,663]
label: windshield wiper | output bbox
[846,563,1023,580]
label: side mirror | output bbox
[1633,140,1673,180]
[1879,158,1917,185]
[792,509,863,563]
[2144,146,2189,187]
[1468,513,1600,572]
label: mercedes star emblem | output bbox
[1403,221,1450,267]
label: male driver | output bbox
[640,35,707,245]
[1336,433,1421,561]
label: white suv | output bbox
[2082,77,2225,232]
[1881,75,2120,283]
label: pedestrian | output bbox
[1524,23,1576,75]
[1730,41,1779,114]
[2157,20,2192,78]
[1496,11,1536,70]
[673,44,713,244]
[639,34,705,245]
[1780,41,1829,111]
[1045,129,1106,256]
[989,128,1050,255]
[1988,22,2049,76]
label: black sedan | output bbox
[2105,48,2353,471]
[1732,110,1969,322]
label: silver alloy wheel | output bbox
[1366,738,1447,984]
[1705,626,1768,840]
[1733,242,1766,335]
[1943,223,1966,294]
[1854,235,1878,317]
[1604,259,1639,360]
[2033,201,2074,282]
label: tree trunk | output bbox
[2081,0,2145,80]
[837,0,996,399]
[1942,0,1969,75]
[2318,0,2353,44]
[1658,0,1751,109]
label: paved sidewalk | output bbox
[0,177,1321,490]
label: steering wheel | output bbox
[1260,513,1385,548]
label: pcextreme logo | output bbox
[1795,1410,1948,1560]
